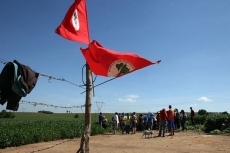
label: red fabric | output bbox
[191,110,195,117]
[81,40,161,77]
[56,0,90,44]
[160,108,167,120]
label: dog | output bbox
[142,130,154,138]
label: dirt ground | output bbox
[1,130,230,153]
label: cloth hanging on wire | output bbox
[0,60,39,111]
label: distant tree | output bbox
[74,114,79,118]
[198,109,207,115]
[221,111,228,115]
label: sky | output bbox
[0,0,230,114]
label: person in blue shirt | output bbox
[147,112,154,131]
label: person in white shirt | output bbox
[113,112,119,134]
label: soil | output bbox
[1,131,229,153]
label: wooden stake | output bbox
[77,63,92,153]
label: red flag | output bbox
[81,40,161,77]
[55,0,90,44]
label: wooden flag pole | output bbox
[77,63,92,153]
[84,63,92,153]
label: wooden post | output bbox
[84,63,92,153]
[77,63,92,153]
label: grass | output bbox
[13,112,115,120]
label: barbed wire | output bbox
[31,139,78,153]
[0,58,84,88]
[20,100,85,109]
[39,73,84,88]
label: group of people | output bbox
[112,112,138,134]
[98,106,196,136]
[158,106,195,137]
[98,112,108,129]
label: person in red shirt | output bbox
[190,107,195,125]
[168,105,175,136]
[158,108,167,137]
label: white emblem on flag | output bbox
[72,10,80,30]
[108,60,135,77]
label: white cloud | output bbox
[119,94,139,102]
[189,103,197,108]
[198,97,212,102]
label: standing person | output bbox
[120,112,127,134]
[98,112,103,127]
[168,105,175,136]
[180,110,187,131]
[190,107,195,125]
[138,114,144,131]
[156,111,160,130]
[131,112,137,134]
[125,113,131,134]
[174,109,180,130]
[113,112,119,134]
[143,114,148,130]
[118,112,121,129]
[102,116,108,129]
[147,112,154,131]
[158,108,167,137]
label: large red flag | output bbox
[55,0,90,44]
[81,40,161,77]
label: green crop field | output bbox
[0,112,115,149]
[1,111,229,149]
[13,112,114,120]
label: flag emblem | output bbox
[81,40,160,77]
[55,0,90,44]
[72,10,80,30]
[108,60,135,77]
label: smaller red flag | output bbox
[55,0,90,44]
[81,40,161,77]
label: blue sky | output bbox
[0,0,229,113]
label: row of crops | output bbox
[0,112,229,149]
[0,118,113,149]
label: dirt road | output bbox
[1,131,229,153]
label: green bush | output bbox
[198,109,208,115]
[223,128,230,133]
[209,129,222,135]
[74,114,79,118]
[38,110,53,114]
[221,111,228,115]
[204,113,230,133]
[0,110,15,118]
[193,115,208,125]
